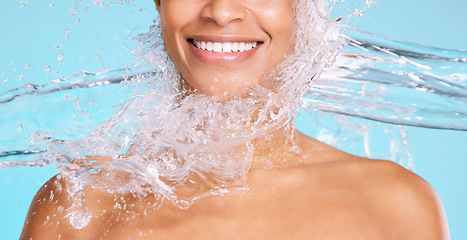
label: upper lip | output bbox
[187,35,265,43]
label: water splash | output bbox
[2,29,464,163]
[3,0,350,214]
[306,28,467,130]
[1,0,465,233]
[1,30,465,163]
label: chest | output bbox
[93,193,389,240]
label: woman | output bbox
[21,0,449,239]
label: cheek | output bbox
[257,1,295,32]
[160,19,187,77]
[159,4,203,73]
[258,7,296,55]
[159,4,189,55]
[274,11,296,49]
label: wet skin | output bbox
[21,129,449,239]
[21,0,449,239]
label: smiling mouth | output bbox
[188,39,262,53]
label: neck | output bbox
[250,120,305,170]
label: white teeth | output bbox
[213,42,222,52]
[206,42,213,51]
[194,40,201,48]
[222,42,232,53]
[238,42,245,52]
[192,39,259,53]
[232,42,239,52]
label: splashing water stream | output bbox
[0,0,466,235]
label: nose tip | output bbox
[200,0,247,26]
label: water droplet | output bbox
[25,63,30,68]
[19,72,25,80]
[93,0,103,6]
[70,7,77,15]
[50,3,54,7]
[58,53,64,61]
[67,208,92,229]
[18,120,24,131]
[44,66,51,72]
[54,45,60,51]
[76,18,81,23]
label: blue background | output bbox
[1,0,466,239]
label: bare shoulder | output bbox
[20,156,116,239]
[342,159,450,239]
[300,130,447,237]
[20,174,74,239]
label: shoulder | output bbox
[20,170,111,239]
[347,159,450,239]
[20,174,74,239]
[296,131,449,238]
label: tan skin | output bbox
[21,0,449,239]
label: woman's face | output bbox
[155,0,296,99]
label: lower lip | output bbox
[188,41,260,66]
